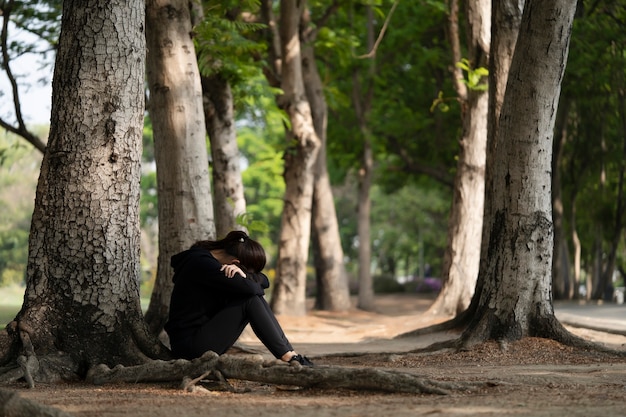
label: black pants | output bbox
[170,295,294,360]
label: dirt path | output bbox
[7,294,626,417]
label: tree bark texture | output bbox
[300,18,351,312]
[270,0,321,316]
[144,0,216,334]
[480,0,525,277]
[429,0,490,317]
[463,0,577,345]
[202,74,248,238]
[2,0,168,376]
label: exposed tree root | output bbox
[85,351,480,395]
[529,316,626,357]
[0,353,80,387]
[398,308,626,358]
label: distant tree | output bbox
[557,0,626,301]
[427,0,491,317]
[143,0,216,335]
[352,3,378,311]
[195,2,261,237]
[301,3,351,312]
[259,0,321,316]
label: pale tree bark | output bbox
[301,8,351,312]
[202,74,248,238]
[570,198,583,298]
[461,0,578,346]
[480,0,524,258]
[144,0,216,335]
[270,0,321,316]
[198,6,247,238]
[0,0,168,384]
[427,0,489,317]
[355,5,376,311]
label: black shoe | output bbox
[289,354,314,367]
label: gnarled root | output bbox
[86,352,479,395]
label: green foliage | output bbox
[558,0,626,277]
[139,119,158,228]
[195,2,266,85]
[235,212,269,235]
[237,110,286,259]
[324,0,459,190]
[6,0,61,48]
[0,131,41,285]
[455,58,488,91]
[334,177,450,279]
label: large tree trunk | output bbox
[144,0,216,335]
[0,0,168,382]
[300,12,351,312]
[202,73,248,237]
[270,0,321,316]
[428,0,489,317]
[461,0,577,346]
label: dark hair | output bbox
[192,230,266,273]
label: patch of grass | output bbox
[0,284,24,326]
[0,305,19,327]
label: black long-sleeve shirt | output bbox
[164,246,270,339]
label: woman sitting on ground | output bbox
[164,230,313,366]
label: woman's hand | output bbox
[221,264,246,278]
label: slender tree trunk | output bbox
[462,0,577,346]
[202,74,248,237]
[356,130,374,310]
[300,13,351,312]
[270,0,321,316]
[1,0,168,380]
[144,0,216,334]
[552,98,571,299]
[591,235,603,298]
[570,195,582,299]
[593,73,626,301]
[428,0,489,317]
[354,5,376,311]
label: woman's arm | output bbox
[187,252,265,295]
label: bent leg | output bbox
[187,295,293,359]
[189,301,252,357]
[245,296,294,358]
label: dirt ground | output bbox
[5,294,626,417]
